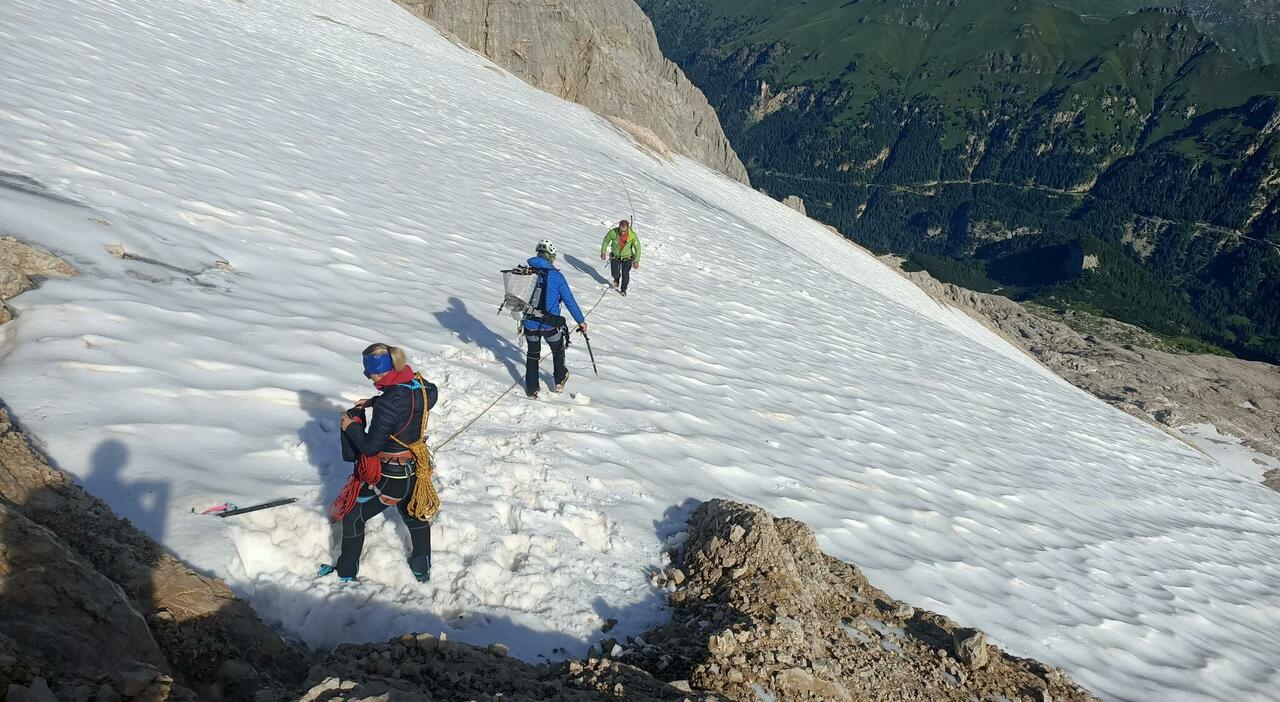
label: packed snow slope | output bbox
[1,1,1278,700]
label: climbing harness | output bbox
[329,374,440,521]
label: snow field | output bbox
[2,0,1280,700]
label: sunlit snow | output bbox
[2,0,1279,700]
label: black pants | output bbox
[610,257,633,292]
[336,463,431,578]
[525,329,566,395]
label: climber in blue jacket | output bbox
[522,239,586,398]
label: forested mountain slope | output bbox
[1053,1,1280,64]
[640,0,1280,362]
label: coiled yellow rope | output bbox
[393,376,440,520]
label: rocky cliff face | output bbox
[394,0,749,184]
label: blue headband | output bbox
[362,353,394,376]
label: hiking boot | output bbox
[317,564,354,582]
[619,289,628,296]
[610,280,619,289]
[413,569,430,584]
[554,373,570,393]
[526,391,539,400]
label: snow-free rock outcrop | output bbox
[0,409,307,699]
[0,500,172,694]
[0,236,76,324]
[272,500,1099,701]
[290,639,716,702]
[394,0,749,184]
[620,500,1100,701]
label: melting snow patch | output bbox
[1180,424,1280,483]
[0,0,1279,700]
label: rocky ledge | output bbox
[0,235,77,324]
[282,500,1097,702]
[2,415,1097,702]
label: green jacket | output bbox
[601,227,641,262]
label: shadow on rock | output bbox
[0,407,307,700]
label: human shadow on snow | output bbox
[296,389,348,491]
[433,296,524,383]
[564,253,609,285]
[81,439,170,543]
[0,404,711,699]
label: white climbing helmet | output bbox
[536,239,557,259]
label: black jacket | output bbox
[341,380,439,459]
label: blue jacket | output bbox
[522,256,585,332]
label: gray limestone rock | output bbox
[0,502,168,680]
[395,0,749,183]
[0,236,76,323]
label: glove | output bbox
[600,253,607,261]
[578,322,589,334]
[632,261,640,270]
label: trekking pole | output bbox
[580,328,599,375]
[624,181,637,227]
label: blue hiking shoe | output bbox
[409,556,431,583]
[317,564,354,582]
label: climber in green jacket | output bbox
[600,219,641,296]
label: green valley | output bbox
[639,0,1280,363]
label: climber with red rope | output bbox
[318,343,439,583]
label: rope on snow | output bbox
[431,285,611,454]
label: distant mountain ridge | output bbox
[1051,0,1280,64]
[639,0,1280,363]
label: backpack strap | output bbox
[387,384,419,444]
[523,268,552,323]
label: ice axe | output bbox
[579,327,598,375]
